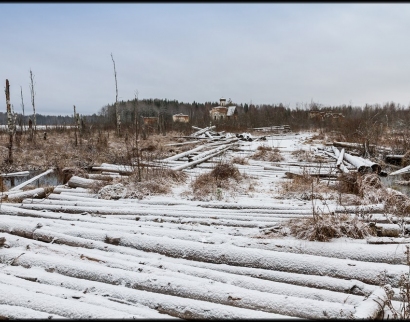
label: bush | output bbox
[288,213,376,242]
[251,145,284,162]
[189,162,246,201]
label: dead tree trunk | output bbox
[20,86,25,134]
[134,90,141,182]
[111,53,121,137]
[5,79,13,164]
[73,105,78,146]
[29,69,36,142]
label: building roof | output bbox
[227,106,236,116]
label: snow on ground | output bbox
[0,131,405,319]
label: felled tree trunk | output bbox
[67,176,104,189]
[7,188,45,202]
[0,248,355,319]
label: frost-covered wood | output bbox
[332,146,350,173]
[162,145,207,162]
[389,164,410,176]
[92,163,134,174]
[0,171,30,178]
[191,125,216,137]
[353,287,387,319]
[0,304,67,319]
[7,188,45,202]
[67,175,103,189]
[172,146,232,171]
[0,249,354,319]
[1,231,364,306]
[0,280,139,318]
[2,265,286,320]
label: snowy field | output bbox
[0,131,406,319]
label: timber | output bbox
[67,176,104,189]
[7,188,46,202]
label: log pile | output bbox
[0,131,406,319]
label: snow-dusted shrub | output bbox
[279,169,334,201]
[125,168,187,200]
[188,162,250,201]
[336,172,360,195]
[98,183,127,200]
[251,145,284,162]
[231,156,249,165]
[288,213,376,242]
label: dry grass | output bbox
[124,168,188,199]
[251,145,284,162]
[0,129,181,173]
[291,149,316,162]
[186,162,251,201]
[288,213,376,242]
[231,156,249,165]
[279,168,334,200]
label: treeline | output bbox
[5,99,410,149]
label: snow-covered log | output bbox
[2,265,287,320]
[67,176,104,189]
[332,146,350,173]
[374,223,402,237]
[53,186,88,194]
[92,163,134,174]
[367,237,410,244]
[0,304,67,319]
[0,171,30,178]
[353,287,387,319]
[191,125,216,137]
[7,212,409,265]
[7,188,46,202]
[2,231,364,306]
[172,146,232,171]
[163,145,207,162]
[389,164,410,176]
[0,249,354,319]
[0,280,138,318]
[0,272,158,318]
[343,152,368,173]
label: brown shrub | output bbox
[189,162,246,201]
[288,214,376,242]
[125,168,187,199]
[291,149,316,162]
[251,145,284,162]
[402,150,410,167]
[336,172,360,195]
[232,156,249,165]
[210,163,241,182]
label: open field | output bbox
[1,128,410,319]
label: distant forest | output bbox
[3,98,410,143]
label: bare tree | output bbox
[73,105,78,146]
[111,53,121,137]
[29,69,36,141]
[134,90,141,182]
[20,86,25,133]
[5,79,13,164]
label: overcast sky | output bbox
[1,3,410,115]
